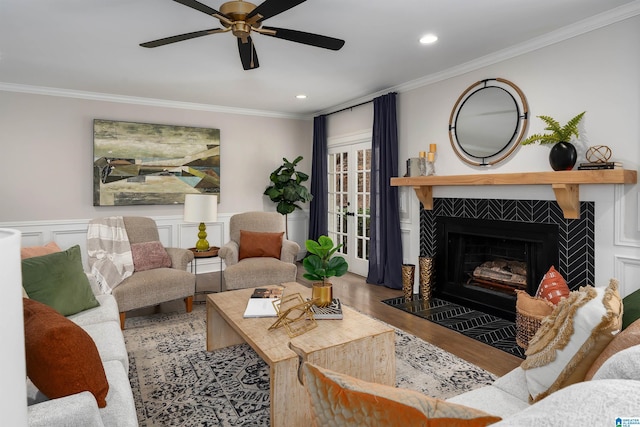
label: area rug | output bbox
[383,296,526,359]
[123,305,496,427]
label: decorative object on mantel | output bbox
[418,257,434,301]
[521,111,585,171]
[302,235,348,307]
[585,145,612,163]
[401,264,415,302]
[427,144,436,176]
[579,145,621,169]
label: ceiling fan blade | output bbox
[237,37,260,70]
[173,0,227,18]
[140,28,226,48]
[261,26,345,50]
[246,0,306,23]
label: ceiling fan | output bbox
[140,0,345,70]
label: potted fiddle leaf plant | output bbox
[303,235,348,307]
[521,111,585,171]
[264,156,313,237]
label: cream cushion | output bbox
[521,279,621,402]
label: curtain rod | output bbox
[324,99,373,117]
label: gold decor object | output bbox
[585,145,612,163]
[401,264,415,302]
[311,283,333,307]
[418,257,434,301]
[269,293,317,338]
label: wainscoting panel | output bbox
[614,255,640,297]
[1,210,309,275]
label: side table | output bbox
[189,247,223,302]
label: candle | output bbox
[427,152,435,162]
[430,144,437,153]
[419,151,426,158]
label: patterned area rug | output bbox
[123,305,496,426]
[383,296,526,359]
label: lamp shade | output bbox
[184,194,218,223]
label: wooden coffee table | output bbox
[206,281,395,427]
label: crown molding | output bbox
[318,0,640,116]
[0,82,308,120]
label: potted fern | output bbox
[521,112,585,171]
[303,235,348,307]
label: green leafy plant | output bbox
[303,235,349,285]
[264,156,313,215]
[521,111,586,145]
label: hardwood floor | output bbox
[296,267,522,377]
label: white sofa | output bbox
[26,276,138,427]
[447,345,640,425]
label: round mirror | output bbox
[449,78,528,166]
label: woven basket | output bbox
[515,290,554,350]
[516,310,545,349]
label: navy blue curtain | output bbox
[308,115,328,241]
[366,93,402,289]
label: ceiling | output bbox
[1,0,638,117]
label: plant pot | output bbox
[311,282,333,307]
[549,141,577,171]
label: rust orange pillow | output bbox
[238,230,284,260]
[302,362,501,426]
[535,266,570,305]
[23,298,109,407]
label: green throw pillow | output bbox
[622,289,640,330]
[22,245,99,316]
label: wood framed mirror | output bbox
[449,78,529,166]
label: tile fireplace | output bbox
[421,198,595,320]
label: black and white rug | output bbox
[383,296,526,359]
[123,305,496,426]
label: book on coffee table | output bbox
[243,286,284,318]
[310,298,343,320]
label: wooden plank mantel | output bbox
[390,169,637,219]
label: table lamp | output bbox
[183,194,218,252]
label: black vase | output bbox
[549,141,577,171]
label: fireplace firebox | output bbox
[435,217,559,321]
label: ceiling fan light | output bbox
[420,34,438,44]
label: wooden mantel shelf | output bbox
[390,169,637,219]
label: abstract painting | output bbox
[93,119,220,206]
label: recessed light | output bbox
[296,94,307,99]
[419,34,438,44]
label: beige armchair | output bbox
[89,216,195,329]
[219,212,300,290]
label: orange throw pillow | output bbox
[535,266,570,305]
[23,298,109,407]
[238,230,284,260]
[20,241,61,259]
[302,362,501,426]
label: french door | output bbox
[327,142,371,277]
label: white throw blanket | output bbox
[87,216,134,294]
